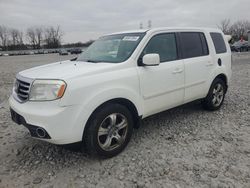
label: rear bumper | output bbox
[9,95,86,144]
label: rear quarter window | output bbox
[210,32,227,54]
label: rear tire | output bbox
[83,103,134,158]
[202,78,226,111]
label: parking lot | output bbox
[0,53,249,188]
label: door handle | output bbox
[206,61,213,67]
[172,68,183,74]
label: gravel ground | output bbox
[0,53,249,188]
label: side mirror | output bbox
[142,53,160,66]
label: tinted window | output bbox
[200,33,209,55]
[210,32,227,54]
[142,33,177,62]
[180,32,208,58]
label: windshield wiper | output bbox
[75,59,100,63]
[70,57,77,61]
[86,59,100,63]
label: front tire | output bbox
[83,103,134,158]
[202,78,226,111]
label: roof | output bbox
[108,29,149,35]
[106,27,222,36]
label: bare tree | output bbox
[230,20,250,40]
[26,27,36,48]
[26,26,44,49]
[17,31,24,45]
[217,19,231,34]
[9,28,23,46]
[0,25,9,50]
[9,28,18,46]
[35,27,43,48]
[44,26,63,48]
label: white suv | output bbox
[9,27,231,157]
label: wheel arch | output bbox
[83,98,141,139]
[214,73,228,92]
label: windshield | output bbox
[77,32,145,63]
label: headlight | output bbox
[29,80,66,101]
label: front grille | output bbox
[14,77,32,102]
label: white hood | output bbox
[19,60,116,80]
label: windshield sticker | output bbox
[122,36,140,41]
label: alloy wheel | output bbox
[97,113,128,151]
[212,83,224,107]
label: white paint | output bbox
[9,27,232,145]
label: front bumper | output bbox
[10,108,51,139]
[9,95,85,144]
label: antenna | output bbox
[139,22,143,29]
[148,20,152,29]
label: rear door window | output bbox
[200,33,209,55]
[210,32,227,54]
[179,32,208,59]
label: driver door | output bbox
[137,33,184,117]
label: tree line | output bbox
[2,20,249,51]
[217,19,250,42]
[0,25,64,50]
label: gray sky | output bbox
[0,0,249,43]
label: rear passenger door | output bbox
[178,32,213,103]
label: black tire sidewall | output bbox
[84,103,134,158]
